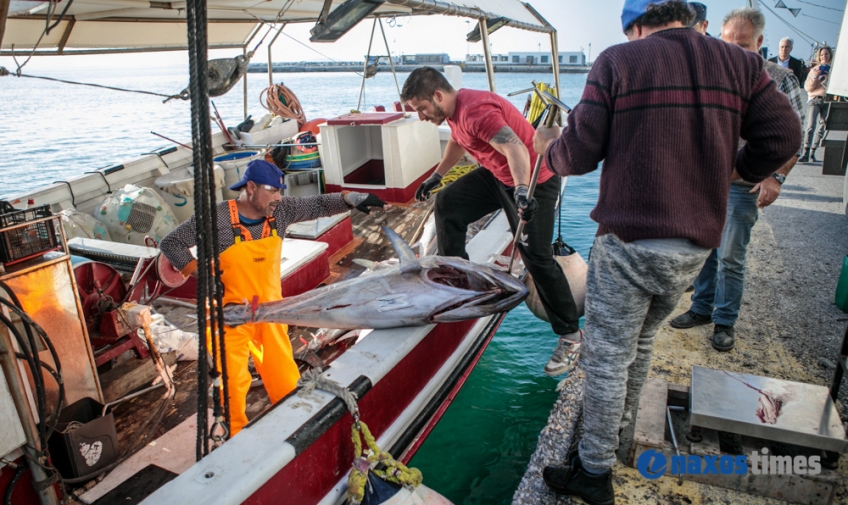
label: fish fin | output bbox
[382,226,419,272]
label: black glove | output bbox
[415,172,443,201]
[344,192,388,214]
[514,185,538,223]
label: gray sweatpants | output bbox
[578,233,710,471]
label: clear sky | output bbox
[0,0,843,72]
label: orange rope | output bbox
[260,83,307,129]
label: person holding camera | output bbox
[799,45,833,163]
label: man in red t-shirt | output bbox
[401,67,582,375]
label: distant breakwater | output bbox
[247,64,590,74]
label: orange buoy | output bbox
[300,118,327,136]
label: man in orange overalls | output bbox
[159,160,389,435]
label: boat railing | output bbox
[6,122,297,215]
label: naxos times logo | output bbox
[637,448,822,479]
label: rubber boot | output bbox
[810,148,818,163]
[798,148,810,163]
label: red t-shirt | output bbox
[447,88,552,187]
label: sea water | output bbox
[0,67,599,503]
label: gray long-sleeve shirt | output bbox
[159,194,350,271]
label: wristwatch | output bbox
[772,173,786,185]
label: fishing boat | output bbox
[0,1,566,504]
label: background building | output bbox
[465,51,587,66]
[408,53,451,64]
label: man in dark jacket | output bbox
[768,37,807,83]
[532,1,801,503]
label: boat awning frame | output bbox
[1,0,555,56]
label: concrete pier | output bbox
[513,162,848,504]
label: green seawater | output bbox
[410,170,601,504]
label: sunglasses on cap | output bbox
[250,182,287,192]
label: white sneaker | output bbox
[544,331,582,377]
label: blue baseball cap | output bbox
[622,0,663,31]
[228,159,287,191]
[688,2,707,26]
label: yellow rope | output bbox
[347,421,423,504]
[527,82,557,125]
[430,164,476,195]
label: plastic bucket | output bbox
[215,151,262,199]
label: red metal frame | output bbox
[306,215,353,257]
[326,164,437,204]
[280,249,330,298]
[0,457,38,505]
[93,331,150,367]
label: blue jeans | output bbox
[689,185,759,327]
[802,98,827,150]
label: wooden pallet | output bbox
[629,378,840,505]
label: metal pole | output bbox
[0,322,59,505]
[243,45,249,120]
[378,18,404,114]
[507,103,559,273]
[550,29,561,102]
[479,19,496,92]
[267,24,286,87]
[0,0,11,49]
[356,18,378,113]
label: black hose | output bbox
[0,280,25,308]
[0,201,16,214]
[0,312,47,447]
[0,280,65,496]
[0,297,64,439]
[3,464,27,505]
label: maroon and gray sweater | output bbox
[545,28,801,249]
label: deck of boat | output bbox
[93,199,435,458]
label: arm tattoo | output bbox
[490,126,524,145]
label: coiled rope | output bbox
[348,421,423,505]
[296,369,423,505]
[260,84,307,129]
[430,164,476,195]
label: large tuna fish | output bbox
[223,226,528,329]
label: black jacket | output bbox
[768,55,807,83]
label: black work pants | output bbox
[434,167,580,335]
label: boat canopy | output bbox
[1,0,552,55]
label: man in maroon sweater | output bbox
[532,1,800,503]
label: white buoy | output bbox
[525,252,588,320]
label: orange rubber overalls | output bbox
[213,200,300,435]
